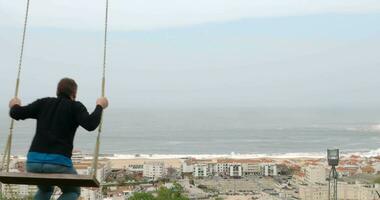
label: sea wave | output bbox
[10,148,380,160]
[97,149,380,160]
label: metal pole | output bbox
[333,166,338,200]
[327,149,339,200]
[328,174,331,200]
[328,166,338,200]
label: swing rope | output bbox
[90,0,109,179]
[1,0,30,173]
[1,0,109,182]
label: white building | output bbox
[242,163,262,176]
[181,160,195,173]
[206,163,216,176]
[304,165,327,184]
[1,183,38,199]
[71,150,84,164]
[80,188,100,200]
[229,164,242,177]
[262,164,277,176]
[143,162,165,180]
[75,160,111,200]
[193,164,209,177]
[372,162,380,174]
[214,163,230,175]
[299,183,380,200]
[75,160,111,183]
[0,168,38,198]
[298,184,328,200]
[127,164,144,173]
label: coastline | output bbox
[9,149,380,160]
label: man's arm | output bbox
[75,98,108,131]
[9,98,44,120]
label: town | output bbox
[1,151,380,200]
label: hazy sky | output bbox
[1,0,380,109]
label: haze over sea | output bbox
[1,107,380,157]
[1,0,380,159]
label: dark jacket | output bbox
[9,95,103,158]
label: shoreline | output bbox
[7,148,379,158]
[8,149,380,160]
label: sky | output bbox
[0,0,380,109]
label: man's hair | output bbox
[57,78,77,98]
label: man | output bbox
[9,78,109,200]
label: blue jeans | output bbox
[26,162,81,200]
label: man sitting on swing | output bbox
[8,78,108,200]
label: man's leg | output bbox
[57,186,81,200]
[26,163,54,200]
[34,185,55,200]
[41,164,81,200]
[57,166,81,200]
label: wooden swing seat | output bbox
[0,172,99,187]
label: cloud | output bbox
[1,0,380,31]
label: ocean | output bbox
[1,107,380,157]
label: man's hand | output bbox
[9,97,21,108]
[96,97,109,109]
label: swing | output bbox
[0,0,110,188]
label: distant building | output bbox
[80,188,99,200]
[262,164,277,176]
[304,165,327,184]
[229,164,242,177]
[143,162,165,180]
[74,159,111,182]
[193,164,209,177]
[1,184,38,198]
[183,158,217,177]
[361,165,375,174]
[242,163,262,176]
[1,183,37,199]
[214,163,230,175]
[0,169,37,198]
[299,182,380,200]
[74,159,111,200]
[190,159,276,178]
[298,184,328,200]
[372,162,380,174]
[127,164,144,173]
[206,163,216,176]
[181,159,195,174]
[336,165,359,177]
[71,150,84,164]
